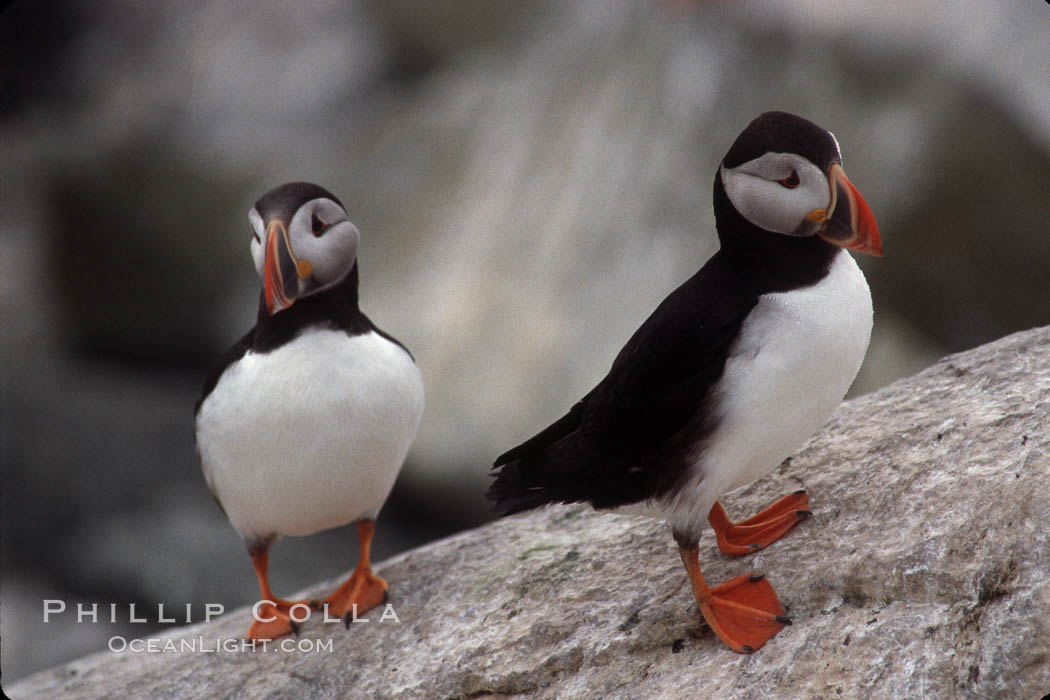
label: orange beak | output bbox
[809,163,882,257]
[263,220,299,315]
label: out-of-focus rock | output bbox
[9,325,1050,699]
[3,0,1050,683]
[47,145,249,365]
[335,0,1050,506]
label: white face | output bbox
[248,197,360,297]
[720,152,831,236]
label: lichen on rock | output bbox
[9,326,1050,698]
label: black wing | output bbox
[194,327,255,416]
[488,252,757,514]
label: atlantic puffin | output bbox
[488,112,881,653]
[195,182,424,640]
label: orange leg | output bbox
[678,544,790,653]
[317,519,389,626]
[247,548,313,640]
[708,490,811,556]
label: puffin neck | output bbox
[711,171,839,292]
[252,263,369,352]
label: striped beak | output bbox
[809,164,882,257]
[263,220,300,315]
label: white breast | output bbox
[195,328,424,540]
[662,251,872,536]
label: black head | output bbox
[723,111,841,173]
[247,182,360,316]
[252,182,345,226]
[715,111,881,261]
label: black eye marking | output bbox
[311,213,327,236]
[777,170,800,189]
[252,230,261,243]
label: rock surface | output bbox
[8,327,1050,698]
[7,2,1050,680]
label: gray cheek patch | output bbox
[721,156,830,236]
[248,208,266,277]
[303,222,360,292]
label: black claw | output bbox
[748,543,762,550]
[342,612,351,630]
[741,645,754,653]
[382,590,390,605]
[796,509,812,519]
[793,489,807,496]
[748,574,766,582]
[776,615,793,625]
[290,620,300,637]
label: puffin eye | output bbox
[777,170,800,189]
[311,213,326,236]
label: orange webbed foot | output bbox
[247,601,300,640]
[698,573,790,653]
[246,546,316,640]
[708,490,811,556]
[314,518,389,628]
[678,544,790,654]
[319,569,389,626]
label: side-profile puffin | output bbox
[195,182,424,640]
[488,112,881,653]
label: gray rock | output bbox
[5,0,1050,684]
[9,325,1049,698]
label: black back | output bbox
[487,112,842,515]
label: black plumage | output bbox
[486,111,881,655]
[195,183,408,413]
[487,113,842,516]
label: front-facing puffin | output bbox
[195,182,424,640]
[488,112,881,653]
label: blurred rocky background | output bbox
[2,0,1048,683]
